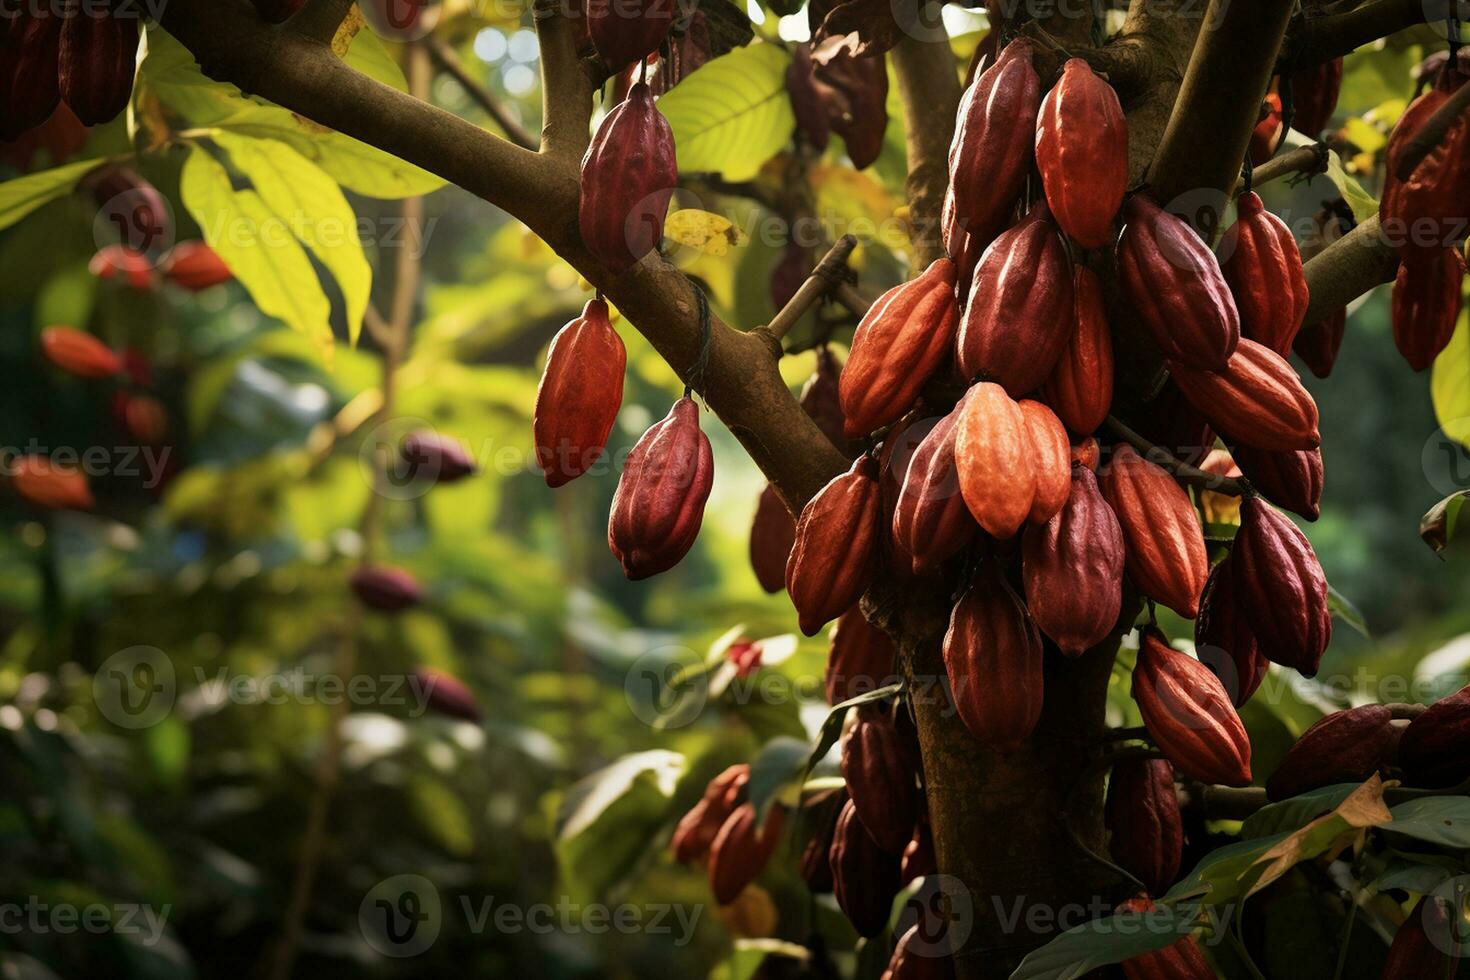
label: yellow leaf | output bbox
[665,209,749,256]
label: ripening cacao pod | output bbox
[251,0,309,22]
[1034,59,1127,249]
[956,206,1074,395]
[608,397,714,579]
[1194,559,1269,707]
[1221,191,1310,357]
[1381,74,1468,253]
[1022,466,1124,656]
[1043,267,1113,435]
[841,703,920,854]
[1117,897,1214,980]
[163,241,232,291]
[586,0,674,69]
[1105,758,1182,897]
[1117,194,1240,370]
[900,817,936,884]
[1195,448,1242,526]
[750,483,795,594]
[400,430,477,485]
[801,346,854,455]
[841,259,959,438]
[1392,246,1465,371]
[578,82,676,272]
[39,326,120,379]
[786,456,880,636]
[1399,686,1470,788]
[829,798,902,938]
[1168,338,1320,452]
[881,923,956,980]
[1020,399,1071,524]
[532,299,626,487]
[1293,309,1346,379]
[1265,704,1396,800]
[1381,896,1458,980]
[1230,496,1331,677]
[416,667,482,723]
[943,564,1044,752]
[0,9,62,140]
[1230,443,1322,521]
[1097,444,1208,618]
[948,38,1039,241]
[892,404,977,575]
[826,606,898,704]
[119,392,167,444]
[349,565,423,611]
[813,50,889,170]
[9,456,93,510]
[787,43,831,150]
[1249,89,1284,162]
[89,244,155,290]
[797,788,844,892]
[58,1,139,127]
[941,187,990,302]
[1290,57,1344,136]
[1132,630,1252,786]
[709,802,786,905]
[672,764,749,865]
[954,382,1035,538]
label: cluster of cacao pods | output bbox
[1,2,142,140]
[670,763,788,906]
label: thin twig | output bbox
[425,34,538,151]
[1395,78,1470,181]
[1101,725,1152,742]
[1177,784,1269,820]
[1250,142,1331,189]
[1105,416,1252,497]
[766,235,861,342]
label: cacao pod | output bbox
[1116,194,1240,370]
[0,8,62,140]
[1249,89,1284,162]
[1022,466,1125,656]
[841,258,959,438]
[956,205,1074,395]
[813,49,889,170]
[948,38,1039,240]
[88,244,155,290]
[349,565,423,611]
[251,0,309,22]
[608,397,714,579]
[1042,266,1113,435]
[1195,448,1242,526]
[802,346,854,455]
[1230,443,1322,521]
[1116,897,1214,980]
[841,702,920,854]
[941,186,990,302]
[749,483,796,594]
[39,325,120,379]
[532,299,626,487]
[1132,629,1253,786]
[892,404,977,575]
[709,801,786,905]
[954,382,1035,538]
[672,763,749,864]
[797,787,844,892]
[1381,74,1468,253]
[942,564,1044,752]
[826,606,898,704]
[1230,496,1331,677]
[1020,399,1072,524]
[416,667,482,723]
[0,102,87,173]
[881,923,956,980]
[1290,57,1344,137]
[1265,704,1396,801]
[900,817,936,884]
[1381,895,1458,980]
[1105,758,1182,897]
[786,455,881,635]
[400,430,477,485]
[1168,338,1320,453]
[1035,58,1127,249]
[578,82,677,272]
[163,241,232,291]
[58,0,139,127]
[1194,558,1269,707]
[118,392,168,444]
[1221,191,1310,357]
[586,0,674,69]
[1392,245,1465,372]
[1399,686,1470,788]
[1072,436,1101,471]
[9,456,93,510]
[1293,309,1346,379]
[1097,444,1208,618]
[786,43,831,150]
[829,797,902,937]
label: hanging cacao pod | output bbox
[881,923,956,980]
[1022,466,1125,656]
[829,797,902,938]
[841,703,920,854]
[708,802,786,905]
[801,346,854,455]
[1392,246,1465,372]
[1168,338,1320,453]
[1249,89,1284,162]
[796,787,844,894]
[1194,559,1269,707]
[1116,897,1214,980]
[892,403,977,575]
[672,763,749,865]
[786,456,881,635]
[1290,57,1344,136]
[1265,705,1396,801]
[1293,309,1346,379]
[942,186,990,301]
[349,565,424,611]
[1230,443,1322,521]
[954,382,1035,539]
[1042,266,1113,435]
[0,8,62,140]
[826,607,898,704]
[578,82,676,272]
[250,0,309,23]
[814,50,889,170]
[88,244,155,290]
[1381,895,1458,980]
[586,0,674,70]
[608,397,714,579]
[900,817,936,884]
[956,205,1074,395]
[0,102,87,173]
[58,1,139,127]
[417,667,482,723]
[400,430,477,485]
[1097,445,1208,618]
[1230,496,1331,677]
[1105,758,1182,897]
[1399,686,1470,788]
[1020,399,1071,525]
[749,483,795,594]
[787,43,831,150]
[9,456,93,510]
[1132,630,1252,786]
[119,392,168,445]
[39,326,120,379]
[1381,74,1468,254]
[532,299,626,487]
[1220,191,1310,357]
[163,241,232,291]
[942,564,1044,752]
[1034,58,1127,249]
[1116,194,1240,370]
[948,38,1039,241]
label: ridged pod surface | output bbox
[1117,898,1214,980]
[1116,194,1240,370]
[1105,758,1182,897]
[349,566,423,612]
[1392,246,1465,372]
[1042,266,1113,435]
[954,382,1035,538]
[892,404,977,575]
[829,798,902,937]
[1293,310,1346,379]
[1230,496,1331,677]
[708,802,786,905]
[1097,445,1208,618]
[1194,559,1269,707]
[58,1,139,127]
[1034,59,1127,249]
[1399,686,1470,788]
[841,258,960,439]
[1265,705,1396,800]
[1291,57,1344,136]
[826,607,898,704]
[956,207,1074,395]
[1221,192,1310,356]
[671,764,749,865]
[1022,466,1124,656]
[1168,338,1320,452]
[942,566,1044,752]
[786,456,881,635]
[1381,77,1467,251]
[0,9,62,140]
[586,0,674,69]
[1132,631,1252,786]
[1231,443,1323,521]
[578,83,677,272]
[840,703,920,854]
[40,326,120,379]
[1020,400,1071,524]
[948,38,1039,238]
[532,299,626,487]
[749,483,795,594]
[608,398,714,579]
[1381,896,1458,980]
[10,456,93,510]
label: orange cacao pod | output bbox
[954,382,1035,538]
[1116,194,1240,370]
[1292,309,1346,379]
[1105,758,1182,897]
[533,299,626,487]
[1022,466,1124,656]
[163,241,232,291]
[826,607,898,704]
[1230,443,1322,521]
[58,1,139,127]
[1117,897,1214,980]
[1072,436,1101,471]
[1097,445,1207,618]
[1382,896,1458,980]
[1193,558,1268,707]
[948,38,1039,241]
[709,801,786,905]
[0,8,62,140]
[841,259,959,438]
[416,667,482,723]
[1132,630,1252,786]
[956,206,1074,395]
[1221,191,1310,356]
[1392,246,1465,372]
[749,483,796,594]
[1230,496,1331,677]
[119,392,168,445]
[1265,704,1396,801]
[892,405,978,575]
[40,326,120,379]
[1035,59,1127,249]
[1290,57,1343,136]
[943,565,1044,752]
[586,0,674,69]
[802,346,855,456]
[881,923,956,980]
[672,763,748,864]
[786,456,881,636]
[578,82,676,272]
[10,456,93,510]
[1399,686,1470,788]
[400,431,477,485]
[89,244,155,290]
[251,0,309,22]
[608,397,714,579]
[840,702,920,853]
[1168,338,1320,452]
[1042,266,1113,435]
[829,797,901,937]
[1020,399,1071,524]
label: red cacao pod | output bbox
[786,455,881,636]
[672,763,749,864]
[813,50,889,170]
[400,430,477,485]
[1266,704,1396,801]
[163,241,232,291]
[1249,90,1284,162]
[943,565,1044,752]
[88,244,155,290]
[881,923,956,980]
[0,9,62,140]
[750,483,796,594]
[1230,443,1322,521]
[1194,559,1269,707]
[1042,266,1113,435]
[416,667,482,723]
[1290,57,1343,136]
[1381,76,1468,252]
[0,102,87,173]
[251,0,309,23]
[941,186,991,303]
[1169,338,1320,453]
[1132,630,1252,786]
[1116,897,1214,980]
[826,606,898,704]
[1292,309,1346,379]
[1116,194,1240,370]
[841,258,960,438]
[532,299,626,487]
[948,38,1039,240]
[578,82,676,272]
[956,206,1074,395]
[892,404,977,575]
[586,0,674,69]
[1035,58,1127,249]
[709,801,786,905]
[349,565,423,611]
[1230,496,1331,677]
[608,397,714,579]
[1399,686,1470,788]
[10,456,93,510]
[58,1,139,127]
[1020,399,1071,525]
[841,702,920,854]
[900,817,936,885]
[1221,191,1310,357]
[1105,758,1182,897]
[829,797,901,937]
[1022,466,1125,656]
[1381,896,1458,980]
[954,382,1035,539]
[1097,444,1208,618]
[1392,246,1465,372]
[39,326,120,379]
[801,346,854,455]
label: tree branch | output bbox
[1282,0,1435,70]
[767,235,860,341]
[425,34,539,151]
[889,33,961,268]
[534,0,598,162]
[1301,214,1400,324]
[1106,416,1251,496]
[291,0,358,44]
[1250,141,1330,188]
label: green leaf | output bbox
[1421,490,1470,555]
[1323,148,1379,222]
[804,682,903,780]
[746,736,810,820]
[656,43,795,182]
[1328,584,1370,639]
[1382,796,1470,847]
[1240,783,1360,839]
[0,158,105,233]
[1432,305,1470,448]
[1009,905,1192,980]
